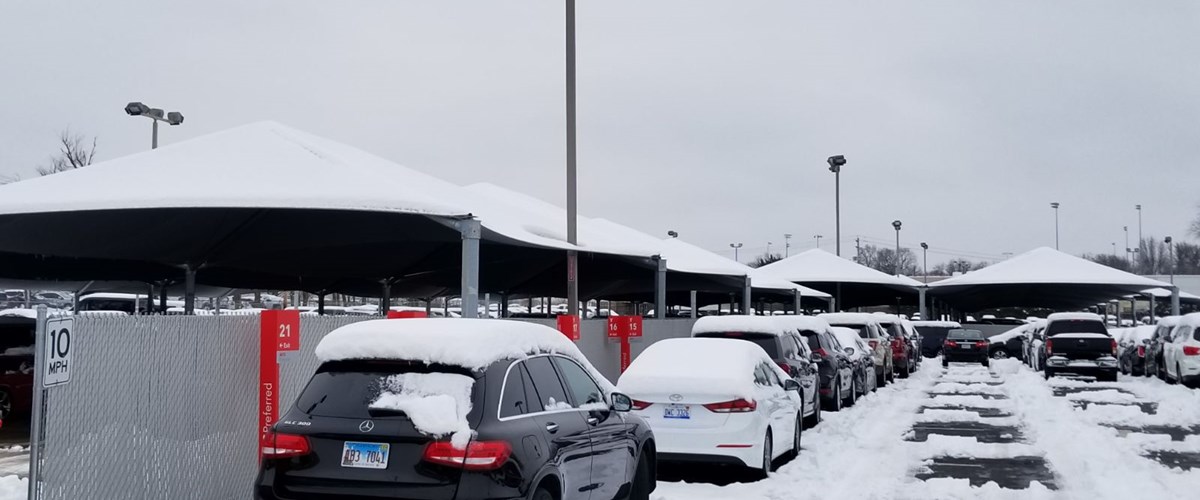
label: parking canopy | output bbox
[928,247,1173,311]
[757,248,917,308]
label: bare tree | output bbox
[933,258,990,276]
[750,252,783,268]
[37,129,97,176]
[1191,203,1200,239]
[1085,253,1132,273]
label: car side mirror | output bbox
[783,379,800,392]
[610,392,633,412]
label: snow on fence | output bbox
[32,315,693,499]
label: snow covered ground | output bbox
[652,358,1200,500]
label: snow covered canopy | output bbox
[0,122,663,298]
[757,248,918,308]
[928,247,1173,311]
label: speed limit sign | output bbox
[43,316,73,388]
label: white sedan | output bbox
[617,337,803,478]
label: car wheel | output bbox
[532,485,555,500]
[844,378,857,407]
[991,350,1008,360]
[751,430,772,480]
[626,451,652,500]
[1044,368,1054,380]
[899,363,910,379]
[1176,363,1184,385]
[942,359,949,368]
[0,389,11,421]
[790,417,802,459]
[804,391,822,428]
[826,380,842,412]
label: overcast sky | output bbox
[2,0,1197,266]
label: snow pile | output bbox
[818,312,885,326]
[1063,389,1139,404]
[619,338,781,400]
[912,435,1043,459]
[989,324,1032,344]
[0,475,25,500]
[691,315,787,337]
[370,372,475,448]
[915,409,1020,427]
[930,382,1005,395]
[912,321,963,328]
[923,394,1015,410]
[315,318,613,390]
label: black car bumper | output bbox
[943,351,988,363]
[658,452,747,467]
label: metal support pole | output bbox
[500,295,509,318]
[381,280,391,316]
[654,256,667,319]
[184,265,196,315]
[459,219,482,319]
[27,305,47,500]
[689,291,698,319]
[565,0,579,318]
[152,119,159,149]
[1149,294,1156,323]
[742,276,752,315]
[1171,286,1181,316]
[793,290,802,315]
[483,293,491,318]
[159,284,167,314]
[834,170,841,257]
[919,287,927,321]
[318,293,325,315]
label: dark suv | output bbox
[257,354,656,500]
[796,328,855,413]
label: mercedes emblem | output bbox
[359,420,375,433]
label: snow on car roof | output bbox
[774,315,832,333]
[1128,325,1157,342]
[829,327,866,355]
[912,321,963,328]
[989,323,1032,343]
[1156,316,1182,327]
[1046,312,1104,322]
[818,312,883,325]
[691,315,787,337]
[0,308,38,319]
[315,318,612,388]
[1179,312,1200,328]
[617,337,780,400]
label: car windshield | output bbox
[294,360,478,419]
[1046,320,1107,336]
[836,324,871,339]
[694,332,779,358]
[947,330,984,340]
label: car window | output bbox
[827,332,844,350]
[793,333,812,357]
[753,364,771,386]
[552,356,605,407]
[763,364,783,386]
[294,361,477,420]
[1046,319,1107,336]
[499,362,534,418]
[780,334,798,358]
[694,332,780,358]
[524,356,572,411]
[1174,326,1194,344]
[800,330,821,352]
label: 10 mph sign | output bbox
[43,316,73,388]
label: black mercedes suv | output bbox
[256,352,656,500]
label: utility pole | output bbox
[855,237,863,264]
[565,0,580,317]
[813,234,823,248]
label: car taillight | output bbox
[869,340,879,349]
[974,341,988,348]
[1137,346,1145,357]
[631,399,652,410]
[1045,339,1053,353]
[1184,346,1200,356]
[814,348,829,357]
[262,432,310,459]
[423,440,512,471]
[1111,339,1118,356]
[777,361,793,375]
[703,398,757,413]
[944,340,958,348]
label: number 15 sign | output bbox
[44,316,73,388]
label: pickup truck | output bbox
[1042,313,1118,382]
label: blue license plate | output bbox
[663,404,690,419]
[341,441,390,469]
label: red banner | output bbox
[388,310,428,319]
[557,315,580,341]
[258,318,279,456]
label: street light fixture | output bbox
[730,243,744,262]
[1124,226,1131,269]
[813,234,823,248]
[827,155,847,257]
[125,101,184,149]
[1050,202,1060,250]
[891,220,903,276]
[667,230,678,238]
[767,241,773,256]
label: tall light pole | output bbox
[1050,202,1060,250]
[827,155,847,256]
[1166,236,1175,284]
[813,234,823,248]
[1124,226,1131,269]
[1135,204,1143,273]
[1112,242,1117,257]
[125,102,184,150]
[920,242,929,284]
[730,243,744,262]
[565,0,579,317]
[892,220,903,276]
[784,234,792,257]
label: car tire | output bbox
[899,363,911,379]
[1044,368,1054,380]
[804,391,822,428]
[982,359,990,368]
[825,380,842,412]
[942,359,949,368]
[789,418,802,459]
[751,430,772,480]
[0,389,11,421]
[844,378,857,407]
[992,350,1008,360]
[532,485,555,500]
[626,451,652,500]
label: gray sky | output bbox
[2,0,1197,266]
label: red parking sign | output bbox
[557,315,580,341]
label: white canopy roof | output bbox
[930,247,1171,289]
[0,121,470,218]
[654,238,830,298]
[757,248,919,289]
[1131,288,1200,301]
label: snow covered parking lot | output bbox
[651,358,1200,500]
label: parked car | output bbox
[792,320,856,412]
[912,321,963,358]
[1117,325,1156,376]
[256,319,656,500]
[987,323,1033,361]
[1146,316,1182,380]
[941,329,990,367]
[1022,320,1049,371]
[619,337,802,479]
[0,312,35,421]
[693,315,822,427]
[873,314,914,378]
[1161,312,1200,387]
[1042,312,1118,381]
[901,320,922,372]
[829,326,877,397]
[819,312,893,387]
[77,292,159,315]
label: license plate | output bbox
[960,345,972,349]
[663,404,691,419]
[341,441,390,469]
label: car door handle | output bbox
[586,417,599,426]
[545,422,559,434]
